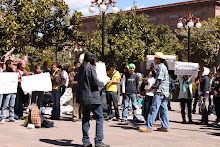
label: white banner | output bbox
[95,62,110,85]
[0,72,19,94]
[21,73,52,94]
[146,55,176,70]
[174,61,199,76]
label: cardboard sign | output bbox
[146,55,176,70]
[95,62,110,85]
[174,61,199,76]
[0,72,19,94]
[21,73,52,94]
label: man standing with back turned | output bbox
[139,52,170,132]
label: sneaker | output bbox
[139,127,152,132]
[1,119,5,124]
[9,119,18,123]
[95,143,110,147]
[157,128,169,132]
[210,113,215,116]
[134,119,144,123]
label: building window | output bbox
[192,12,203,16]
[149,17,158,21]
[168,15,179,19]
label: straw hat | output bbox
[154,52,165,59]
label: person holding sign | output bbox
[177,75,196,124]
[76,52,109,147]
[31,65,44,110]
[106,62,121,121]
[14,60,29,120]
[1,59,17,124]
[139,52,170,132]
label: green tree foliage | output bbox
[175,17,220,67]
[86,10,181,67]
[0,0,86,66]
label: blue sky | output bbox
[64,0,191,16]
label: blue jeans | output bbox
[51,89,61,119]
[122,94,138,120]
[1,94,16,120]
[145,94,169,130]
[82,104,104,146]
[0,94,3,108]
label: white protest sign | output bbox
[21,73,52,94]
[0,72,19,94]
[146,55,176,70]
[95,62,110,85]
[174,61,199,76]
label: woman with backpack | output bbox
[50,63,66,120]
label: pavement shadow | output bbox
[39,139,83,146]
[207,132,220,136]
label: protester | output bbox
[139,52,170,132]
[208,72,215,116]
[199,67,210,125]
[0,62,3,108]
[14,60,29,120]
[120,65,129,110]
[178,75,196,124]
[76,52,109,147]
[31,65,44,110]
[58,65,69,95]
[121,63,142,122]
[41,61,50,73]
[68,60,81,122]
[50,63,66,120]
[140,68,156,120]
[211,67,220,126]
[192,67,201,114]
[168,75,175,110]
[106,62,121,121]
[1,59,17,124]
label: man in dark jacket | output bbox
[76,52,109,147]
[199,67,210,125]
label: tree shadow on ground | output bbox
[39,139,83,146]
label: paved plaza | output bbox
[0,102,219,147]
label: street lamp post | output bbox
[177,13,202,62]
[89,0,119,62]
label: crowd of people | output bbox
[0,51,220,147]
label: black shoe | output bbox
[182,120,186,124]
[84,144,92,147]
[95,143,110,147]
[19,117,25,120]
[134,119,144,123]
[121,119,127,122]
[168,107,172,111]
[188,120,194,124]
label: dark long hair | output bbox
[81,52,96,69]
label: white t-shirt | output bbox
[144,76,156,96]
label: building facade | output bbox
[80,0,220,33]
